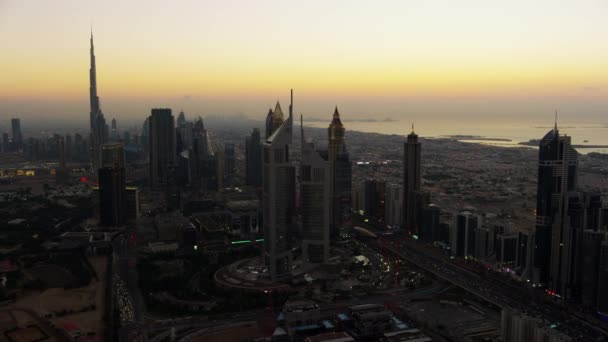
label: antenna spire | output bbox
[300,113,304,149]
[554,110,558,132]
[289,89,293,119]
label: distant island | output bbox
[519,139,608,148]
[446,135,512,142]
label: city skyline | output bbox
[1,1,608,124]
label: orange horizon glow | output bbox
[1,0,608,121]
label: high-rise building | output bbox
[11,118,22,151]
[531,119,578,286]
[597,239,608,316]
[102,143,126,168]
[177,110,186,128]
[246,128,263,187]
[403,125,421,233]
[300,116,330,263]
[263,90,294,282]
[192,117,216,189]
[580,230,606,309]
[214,143,225,190]
[363,179,386,223]
[265,103,284,139]
[501,309,572,342]
[99,144,126,226]
[451,211,482,258]
[149,108,176,187]
[224,143,236,185]
[2,132,9,152]
[501,309,542,342]
[384,183,403,228]
[328,107,352,239]
[65,134,73,161]
[55,135,69,183]
[125,187,140,222]
[419,204,441,242]
[110,118,119,140]
[89,32,109,172]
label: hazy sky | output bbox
[1,0,607,125]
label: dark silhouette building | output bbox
[11,118,22,151]
[598,240,608,316]
[300,116,330,263]
[149,108,176,187]
[263,90,295,282]
[89,31,109,172]
[403,125,421,233]
[99,144,126,226]
[364,179,386,223]
[531,119,578,288]
[245,128,263,187]
[328,107,352,240]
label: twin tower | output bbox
[261,90,352,282]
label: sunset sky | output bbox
[1,0,607,124]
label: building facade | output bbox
[532,123,578,287]
[403,126,421,233]
[263,90,295,282]
[300,118,330,263]
[246,128,263,187]
[149,108,176,188]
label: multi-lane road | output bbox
[372,235,608,341]
[113,229,147,342]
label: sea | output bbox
[307,120,608,155]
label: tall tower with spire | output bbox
[300,115,331,263]
[328,107,351,240]
[263,90,295,282]
[403,124,421,233]
[530,114,579,289]
[89,31,108,172]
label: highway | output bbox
[113,229,147,342]
[372,236,608,341]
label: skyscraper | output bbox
[55,135,68,183]
[301,116,330,263]
[11,118,22,151]
[263,90,294,282]
[149,108,176,188]
[532,118,578,287]
[102,142,126,168]
[2,132,9,152]
[597,239,608,316]
[245,128,263,187]
[363,179,386,223]
[99,144,126,226]
[224,143,236,185]
[89,31,109,172]
[328,107,352,239]
[403,125,421,233]
[451,211,482,258]
[580,230,606,309]
[385,183,403,228]
[110,118,120,141]
[265,103,284,139]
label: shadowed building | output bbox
[246,128,263,187]
[149,108,176,188]
[403,125,421,233]
[89,31,109,172]
[301,116,330,263]
[328,107,352,240]
[263,90,295,282]
[531,117,578,288]
[11,118,22,151]
[99,144,126,226]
